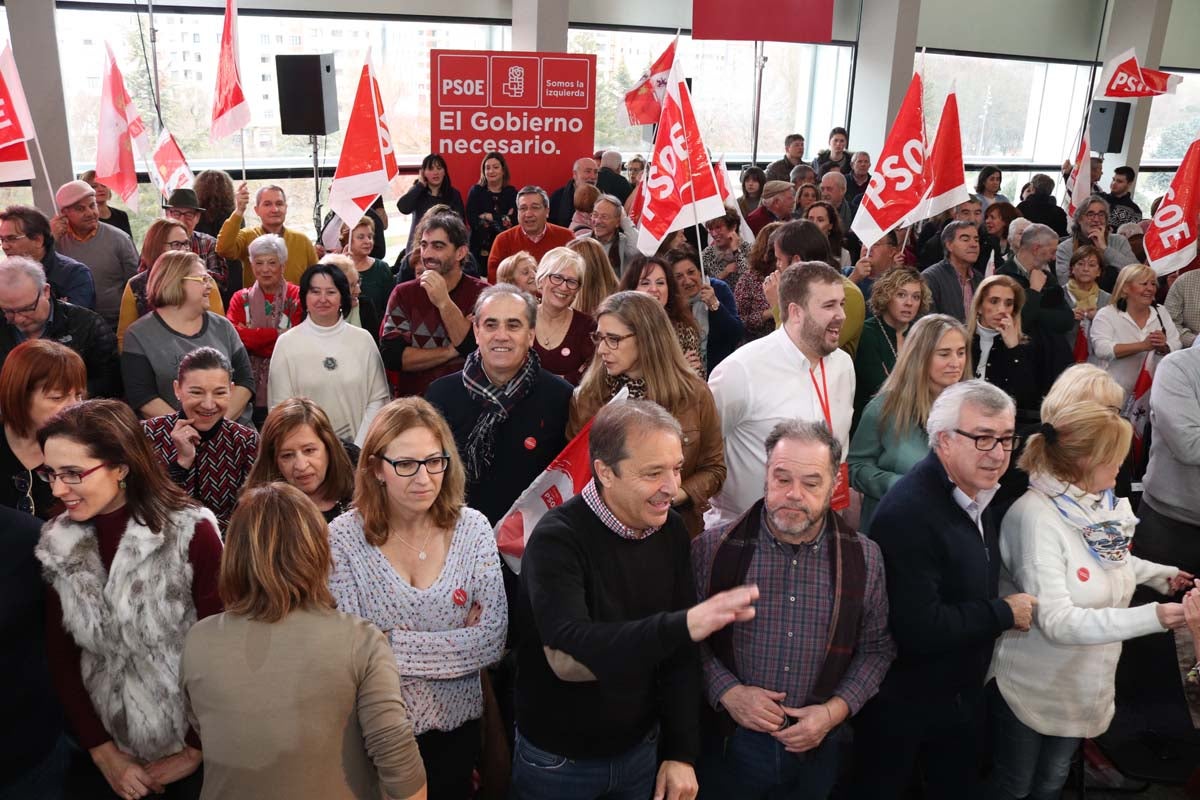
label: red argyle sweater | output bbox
[141,414,259,530]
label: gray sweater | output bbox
[56,224,139,329]
[1144,346,1200,522]
[921,259,983,323]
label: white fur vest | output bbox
[35,505,217,761]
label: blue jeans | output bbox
[697,725,844,800]
[509,727,658,800]
[985,681,1080,800]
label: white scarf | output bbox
[976,326,998,380]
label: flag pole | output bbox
[239,128,246,182]
[30,137,53,204]
[750,41,766,165]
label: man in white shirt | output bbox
[706,260,855,529]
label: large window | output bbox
[569,28,853,163]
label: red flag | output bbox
[96,44,150,211]
[714,156,755,242]
[1145,137,1200,277]
[1102,48,1181,98]
[1065,116,1092,219]
[325,51,398,249]
[210,0,250,142]
[1124,354,1154,469]
[850,73,927,249]
[902,91,969,226]
[0,44,30,150]
[0,140,33,182]
[618,38,676,127]
[636,57,725,255]
[691,0,834,43]
[151,128,194,198]
[494,418,595,573]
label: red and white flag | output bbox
[636,57,725,255]
[324,50,398,249]
[0,43,35,182]
[850,72,928,249]
[96,44,150,211]
[1065,117,1092,219]
[150,128,194,198]
[1124,354,1154,472]
[1145,137,1200,277]
[618,38,676,127]
[1102,48,1181,99]
[902,91,969,227]
[210,0,251,142]
[713,156,755,243]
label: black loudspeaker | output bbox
[276,54,339,136]
[1091,100,1130,153]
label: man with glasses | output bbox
[586,194,638,277]
[50,180,138,330]
[848,380,1036,799]
[486,186,574,283]
[0,204,95,310]
[163,188,230,303]
[0,256,120,398]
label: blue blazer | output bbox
[705,278,744,371]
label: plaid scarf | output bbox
[461,348,541,482]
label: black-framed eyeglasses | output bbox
[35,462,112,485]
[1,289,42,318]
[953,429,1021,452]
[589,331,636,349]
[378,453,451,477]
[546,273,581,291]
[164,239,193,251]
[12,471,33,514]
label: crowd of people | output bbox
[4,136,1200,800]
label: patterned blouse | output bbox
[328,507,507,736]
[734,269,774,340]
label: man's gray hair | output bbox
[852,150,870,161]
[589,398,681,479]
[473,282,537,328]
[1007,217,1032,251]
[0,255,45,294]
[789,163,814,182]
[601,150,622,170]
[1073,194,1109,229]
[254,184,287,205]
[595,194,624,218]
[926,379,1015,448]
[1029,173,1055,195]
[764,419,842,477]
[821,171,847,189]
[940,219,977,247]
[248,232,289,263]
[1018,222,1058,251]
[517,185,550,208]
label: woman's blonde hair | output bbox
[967,274,1026,342]
[146,251,204,309]
[497,251,537,285]
[575,291,699,422]
[879,314,970,437]
[536,246,585,285]
[568,237,618,315]
[1018,400,1131,486]
[220,482,336,623]
[1109,263,1157,307]
[320,253,358,286]
[1040,363,1124,419]
[355,398,465,546]
[868,267,931,318]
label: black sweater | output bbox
[869,452,1014,700]
[515,495,700,762]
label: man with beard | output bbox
[707,261,855,529]
[692,419,894,799]
[381,213,486,396]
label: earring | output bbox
[119,478,127,489]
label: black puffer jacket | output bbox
[0,292,121,398]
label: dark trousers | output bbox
[417,719,481,800]
[696,725,845,799]
[64,741,203,800]
[846,688,985,800]
[509,726,658,800]
[1134,497,1200,576]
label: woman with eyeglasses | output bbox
[121,251,254,425]
[1055,195,1137,291]
[0,339,85,519]
[329,398,506,800]
[268,263,390,447]
[568,291,724,537]
[532,246,595,386]
[244,397,358,524]
[36,399,222,800]
[116,219,226,350]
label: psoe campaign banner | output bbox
[430,50,597,196]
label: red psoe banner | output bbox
[691,0,834,43]
[1145,137,1200,277]
[430,50,596,198]
[1102,48,1181,98]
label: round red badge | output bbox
[452,588,468,606]
[524,436,537,450]
[1077,567,1090,582]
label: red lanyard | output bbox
[809,358,832,429]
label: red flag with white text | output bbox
[325,51,398,249]
[96,44,151,211]
[0,43,34,181]
[714,156,755,243]
[636,57,725,255]
[618,38,676,127]
[211,0,251,142]
[850,73,927,249]
[1145,137,1200,277]
[150,129,194,198]
[1102,48,1181,99]
[902,91,969,226]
